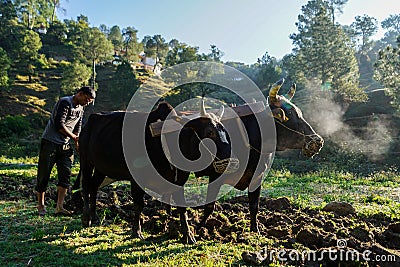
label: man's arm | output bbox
[72,117,82,152]
[72,116,82,136]
[54,100,78,143]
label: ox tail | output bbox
[71,169,83,194]
[71,169,84,212]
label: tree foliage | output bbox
[15,29,42,82]
[165,42,199,66]
[142,34,169,67]
[381,14,400,33]
[325,0,348,24]
[0,0,399,111]
[253,52,282,91]
[289,0,366,102]
[380,14,400,47]
[77,27,113,87]
[122,26,142,62]
[0,47,11,87]
[206,45,224,62]
[108,25,123,52]
[64,15,90,51]
[350,15,378,54]
[110,60,140,109]
[14,0,53,29]
[61,61,91,95]
[374,37,400,114]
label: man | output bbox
[35,86,95,216]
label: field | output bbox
[0,68,400,266]
[1,156,399,267]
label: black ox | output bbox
[74,101,235,244]
[196,78,324,233]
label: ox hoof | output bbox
[250,224,260,235]
[196,222,206,231]
[183,234,196,245]
[91,216,100,226]
[81,217,91,227]
[132,231,144,240]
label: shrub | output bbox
[0,115,30,138]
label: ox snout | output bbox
[302,134,324,158]
[213,157,239,174]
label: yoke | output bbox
[149,102,266,137]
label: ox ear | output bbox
[174,116,190,125]
[286,83,296,100]
[271,108,289,122]
[269,78,284,103]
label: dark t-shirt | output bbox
[42,96,84,144]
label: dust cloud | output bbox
[293,80,396,161]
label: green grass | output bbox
[261,163,400,219]
[0,156,399,266]
[0,200,269,266]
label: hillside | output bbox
[1,66,396,119]
[0,64,399,161]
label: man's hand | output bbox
[73,135,79,153]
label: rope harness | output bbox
[234,114,322,156]
[192,129,239,174]
[275,119,323,155]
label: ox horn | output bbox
[170,108,178,117]
[286,83,296,100]
[215,105,224,121]
[269,78,284,103]
[200,99,207,117]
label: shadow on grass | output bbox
[0,200,245,266]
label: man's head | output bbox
[76,86,96,106]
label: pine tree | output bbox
[288,0,366,102]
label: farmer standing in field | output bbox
[35,86,95,216]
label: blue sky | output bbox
[58,0,400,64]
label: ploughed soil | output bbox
[2,176,399,267]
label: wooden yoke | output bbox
[149,102,266,137]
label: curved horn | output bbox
[215,105,224,120]
[170,108,178,117]
[200,99,207,117]
[269,78,284,102]
[287,83,296,100]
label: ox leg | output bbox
[81,163,94,227]
[248,185,261,234]
[131,182,144,240]
[88,169,105,226]
[82,188,90,227]
[172,187,196,244]
[199,180,222,229]
[178,206,196,244]
[169,170,195,244]
[199,202,215,229]
[71,170,84,214]
[161,193,172,215]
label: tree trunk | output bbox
[92,58,96,89]
[51,2,56,23]
[153,45,159,72]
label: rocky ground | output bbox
[2,176,399,267]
